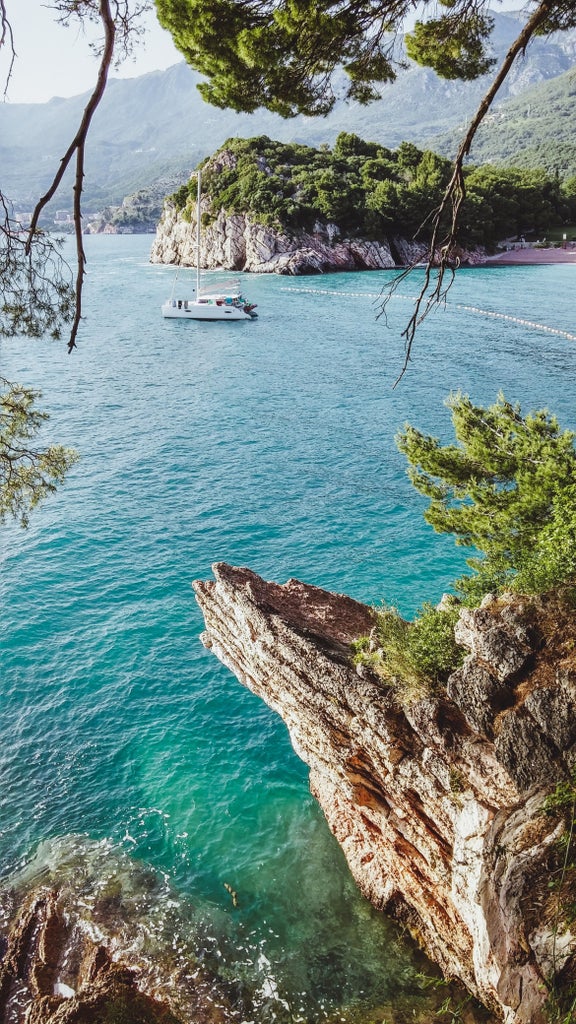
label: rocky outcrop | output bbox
[86,181,181,235]
[0,836,245,1024]
[193,564,576,1024]
[150,150,486,273]
[150,202,398,274]
[0,890,179,1024]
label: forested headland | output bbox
[169,133,576,249]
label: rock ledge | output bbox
[194,563,576,1024]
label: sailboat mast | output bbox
[196,170,201,298]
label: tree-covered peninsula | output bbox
[170,134,576,250]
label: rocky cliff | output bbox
[193,563,576,1024]
[150,201,401,274]
[150,199,487,274]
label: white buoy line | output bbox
[280,286,576,343]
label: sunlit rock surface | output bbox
[193,563,576,1024]
[150,202,398,273]
[0,836,242,1024]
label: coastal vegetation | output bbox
[351,601,465,703]
[155,0,576,353]
[0,379,78,528]
[397,392,576,601]
[354,392,576,697]
[172,134,576,248]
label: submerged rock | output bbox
[193,564,576,1024]
[0,836,245,1024]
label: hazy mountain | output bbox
[2,10,575,213]
[434,67,576,177]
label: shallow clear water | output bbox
[1,236,575,1018]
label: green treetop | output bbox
[397,391,576,599]
[154,0,576,118]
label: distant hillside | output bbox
[2,10,576,214]
[435,68,576,177]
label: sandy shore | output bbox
[484,245,576,265]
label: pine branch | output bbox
[25,0,117,351]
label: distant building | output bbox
[14,211,32,227]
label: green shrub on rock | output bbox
[352,602,465,703]
[352,392,576,701]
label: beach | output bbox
[485,244,576,265]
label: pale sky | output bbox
[0,1,182,104]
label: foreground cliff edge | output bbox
[194,562,576,1024]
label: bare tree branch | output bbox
[25,0,117,352]
[1,0,150,352]
[0,0,16,97]
[0,1,146,525]
[384,0,556,386]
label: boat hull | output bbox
[162,300,256,321]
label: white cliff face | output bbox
[193,565,576,1024]
[150,196,487,274]
[150,201,397,274]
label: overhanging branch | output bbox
[384,0,555,385]
[25,0,117,352]
[0,0,16,96]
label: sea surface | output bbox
[2,235,576,1020]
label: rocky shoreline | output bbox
[150,194,485,275]
[193,563,576,1024]
[5,566,575,1024]
[0,836,245,1024]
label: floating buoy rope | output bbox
[280,286,576,343]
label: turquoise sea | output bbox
[2,235,576,1019]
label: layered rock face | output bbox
[150,202,398,274]
[194,564,576,1024]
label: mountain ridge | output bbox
[436,65,576,176]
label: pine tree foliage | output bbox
[0,380,78,528]
[154,0,576,118]
[396,392,576,597]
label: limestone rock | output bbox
[150,203,398,274]
[0,890,179,1024]
[453,598,534,682]
[194,563,576,1024]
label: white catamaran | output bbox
[161,171,258,322]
